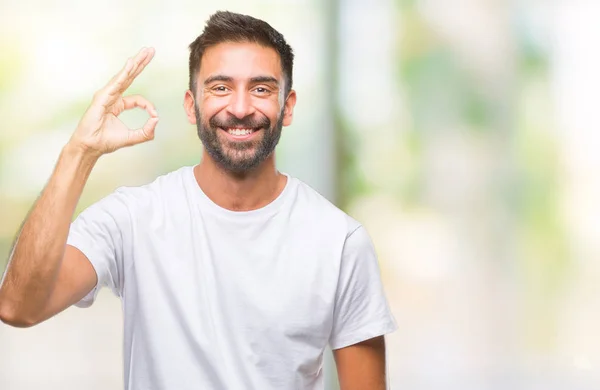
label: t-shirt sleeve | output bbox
[329,225,398,350]
[66,190,130,308]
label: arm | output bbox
[0,47,159,327]
[333,335,388,390]
[328,224,397,388]
[0,146,98,327]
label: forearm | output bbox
[334,336,388,390]
[0,143,98,322]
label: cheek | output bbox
[253,99,281,121]
[202,97,229,116]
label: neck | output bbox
[194,151,287,211]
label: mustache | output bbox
[209,114,271,130]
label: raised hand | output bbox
[70,47,159,156]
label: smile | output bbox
[219,127,261,140]
[226,128,255,135]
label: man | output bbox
[0,11,397,390]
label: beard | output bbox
[195,104,284,174]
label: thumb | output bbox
[124,117,159,147]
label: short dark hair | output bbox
[188,11,294,97]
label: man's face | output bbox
[188,42,295,173]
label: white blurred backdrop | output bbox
[2,1,600,389]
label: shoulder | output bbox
[89,166,193,214]
[115,165,190,199]
[288,176,362,238]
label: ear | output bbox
[184,90,197,125]
[282,89,297,127]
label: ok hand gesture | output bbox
[70,47,159,156]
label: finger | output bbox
[122,95,158,117]
[110,49,144,90]
[124,117,159,147]
[130,47,155,81]
[121,48,150,86]
[92,58,134,107]
[120,47,155,92]
[106,47,151,96]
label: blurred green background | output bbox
[2,0,600,389]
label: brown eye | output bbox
[212,85,229,94]
[253,87,270,95]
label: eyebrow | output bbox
[203,74,279,86]
[249,76,279,85]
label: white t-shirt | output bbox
[67,165,397,390]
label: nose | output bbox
[226,91,256,119]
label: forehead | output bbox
[199,41,282,81]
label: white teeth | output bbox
[227,128,253,136]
